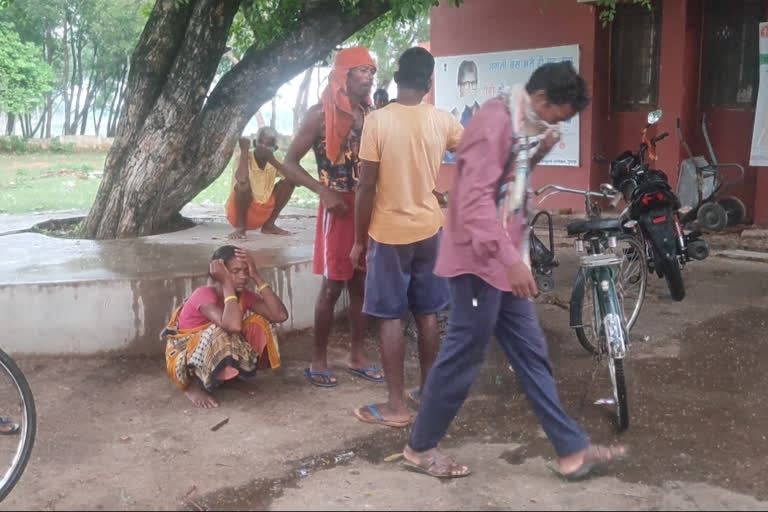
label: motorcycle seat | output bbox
[567,217,623,236]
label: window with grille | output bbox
[610,2,663,111]
[700,0,767,109]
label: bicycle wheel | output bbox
[570,235,647,354]
[608,357,629,432]
[0,349,36,502]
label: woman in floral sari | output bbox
[163,246,289,408]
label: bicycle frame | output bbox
[581,253,627,360]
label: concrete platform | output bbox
[0,205,335,355]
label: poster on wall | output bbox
[750,23,768,167]
[435,44,580,166]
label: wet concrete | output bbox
[0,206,316,285]
[2,254,767,509]
[0,206,327,354]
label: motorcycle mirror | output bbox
[647,109,663,125]
[600,183,618,196]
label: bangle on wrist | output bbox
[257,282,271,294]
[224,295,238,304]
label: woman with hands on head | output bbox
[162,245,289,409]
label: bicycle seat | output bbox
[567,217,623,236]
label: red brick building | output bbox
[431,0,768,224]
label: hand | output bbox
[536,128,561,158]
[349,241,365,270]
[235,248,261,283]
[239,137,251,152]
[507,262,538,298]
[210,259,235,287]
[319,187,348,215]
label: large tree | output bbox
[81,0,459,239]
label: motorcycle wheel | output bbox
[718,197,746,227]
[697,202,727,231]
[659,255,685,301]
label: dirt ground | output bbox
[3,251,768,511]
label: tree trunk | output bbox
[83,0,391,239]
[45,26,54,138]
[108,64,129,137]
[62,17,71,136]
[69,33,86,135]
[5,114,15,137]
[293,66,313,134]
[270,96,277,129]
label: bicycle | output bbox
[0,348,36,502]
[536,183,647,431]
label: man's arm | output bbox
[355,160,379,245]
[282,107,346,213]
[235,138,251,184]
[281,107,326,193]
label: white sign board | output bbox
[435,45,581,166]
[750,23,768,167]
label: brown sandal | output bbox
[548,444,629,481]
[402,449,471,479]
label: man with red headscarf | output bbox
[282,47,384,388]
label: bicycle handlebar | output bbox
[534,184,611,199]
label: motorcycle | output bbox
[597,109,709,302]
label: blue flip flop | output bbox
[346,366,385,383]
[353,404,410,428]
[303,368,337,388]
[0,416,19,436]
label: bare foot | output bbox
[184,386,219,409]
[261,223,292,236]
[402,445,471,478]
[227,229,247,240]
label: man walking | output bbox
[351,47,463,427]
[402,62,629,479]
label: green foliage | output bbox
[229,0,462,59]
[0,135,29,153]
[595,0,652,26]
[0,22,54,115]
[349,11,430,89]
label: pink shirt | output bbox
[435,97,523,292]
[177,286,261,330]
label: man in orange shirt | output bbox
[351,47,463,427]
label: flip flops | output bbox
[353,404,410,428]
[346,366,385,383]
[547,444,630,481]
[303,368,337,388]
[0,416,19,436]
[406,388,420,407]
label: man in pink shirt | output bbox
[401,62,629,480]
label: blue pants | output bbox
[408,273,589,457]
[363,231,450,319]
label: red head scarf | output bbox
[320,46,376,163]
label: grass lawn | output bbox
[0,151,319,215]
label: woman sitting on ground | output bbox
[163,245,289,408]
